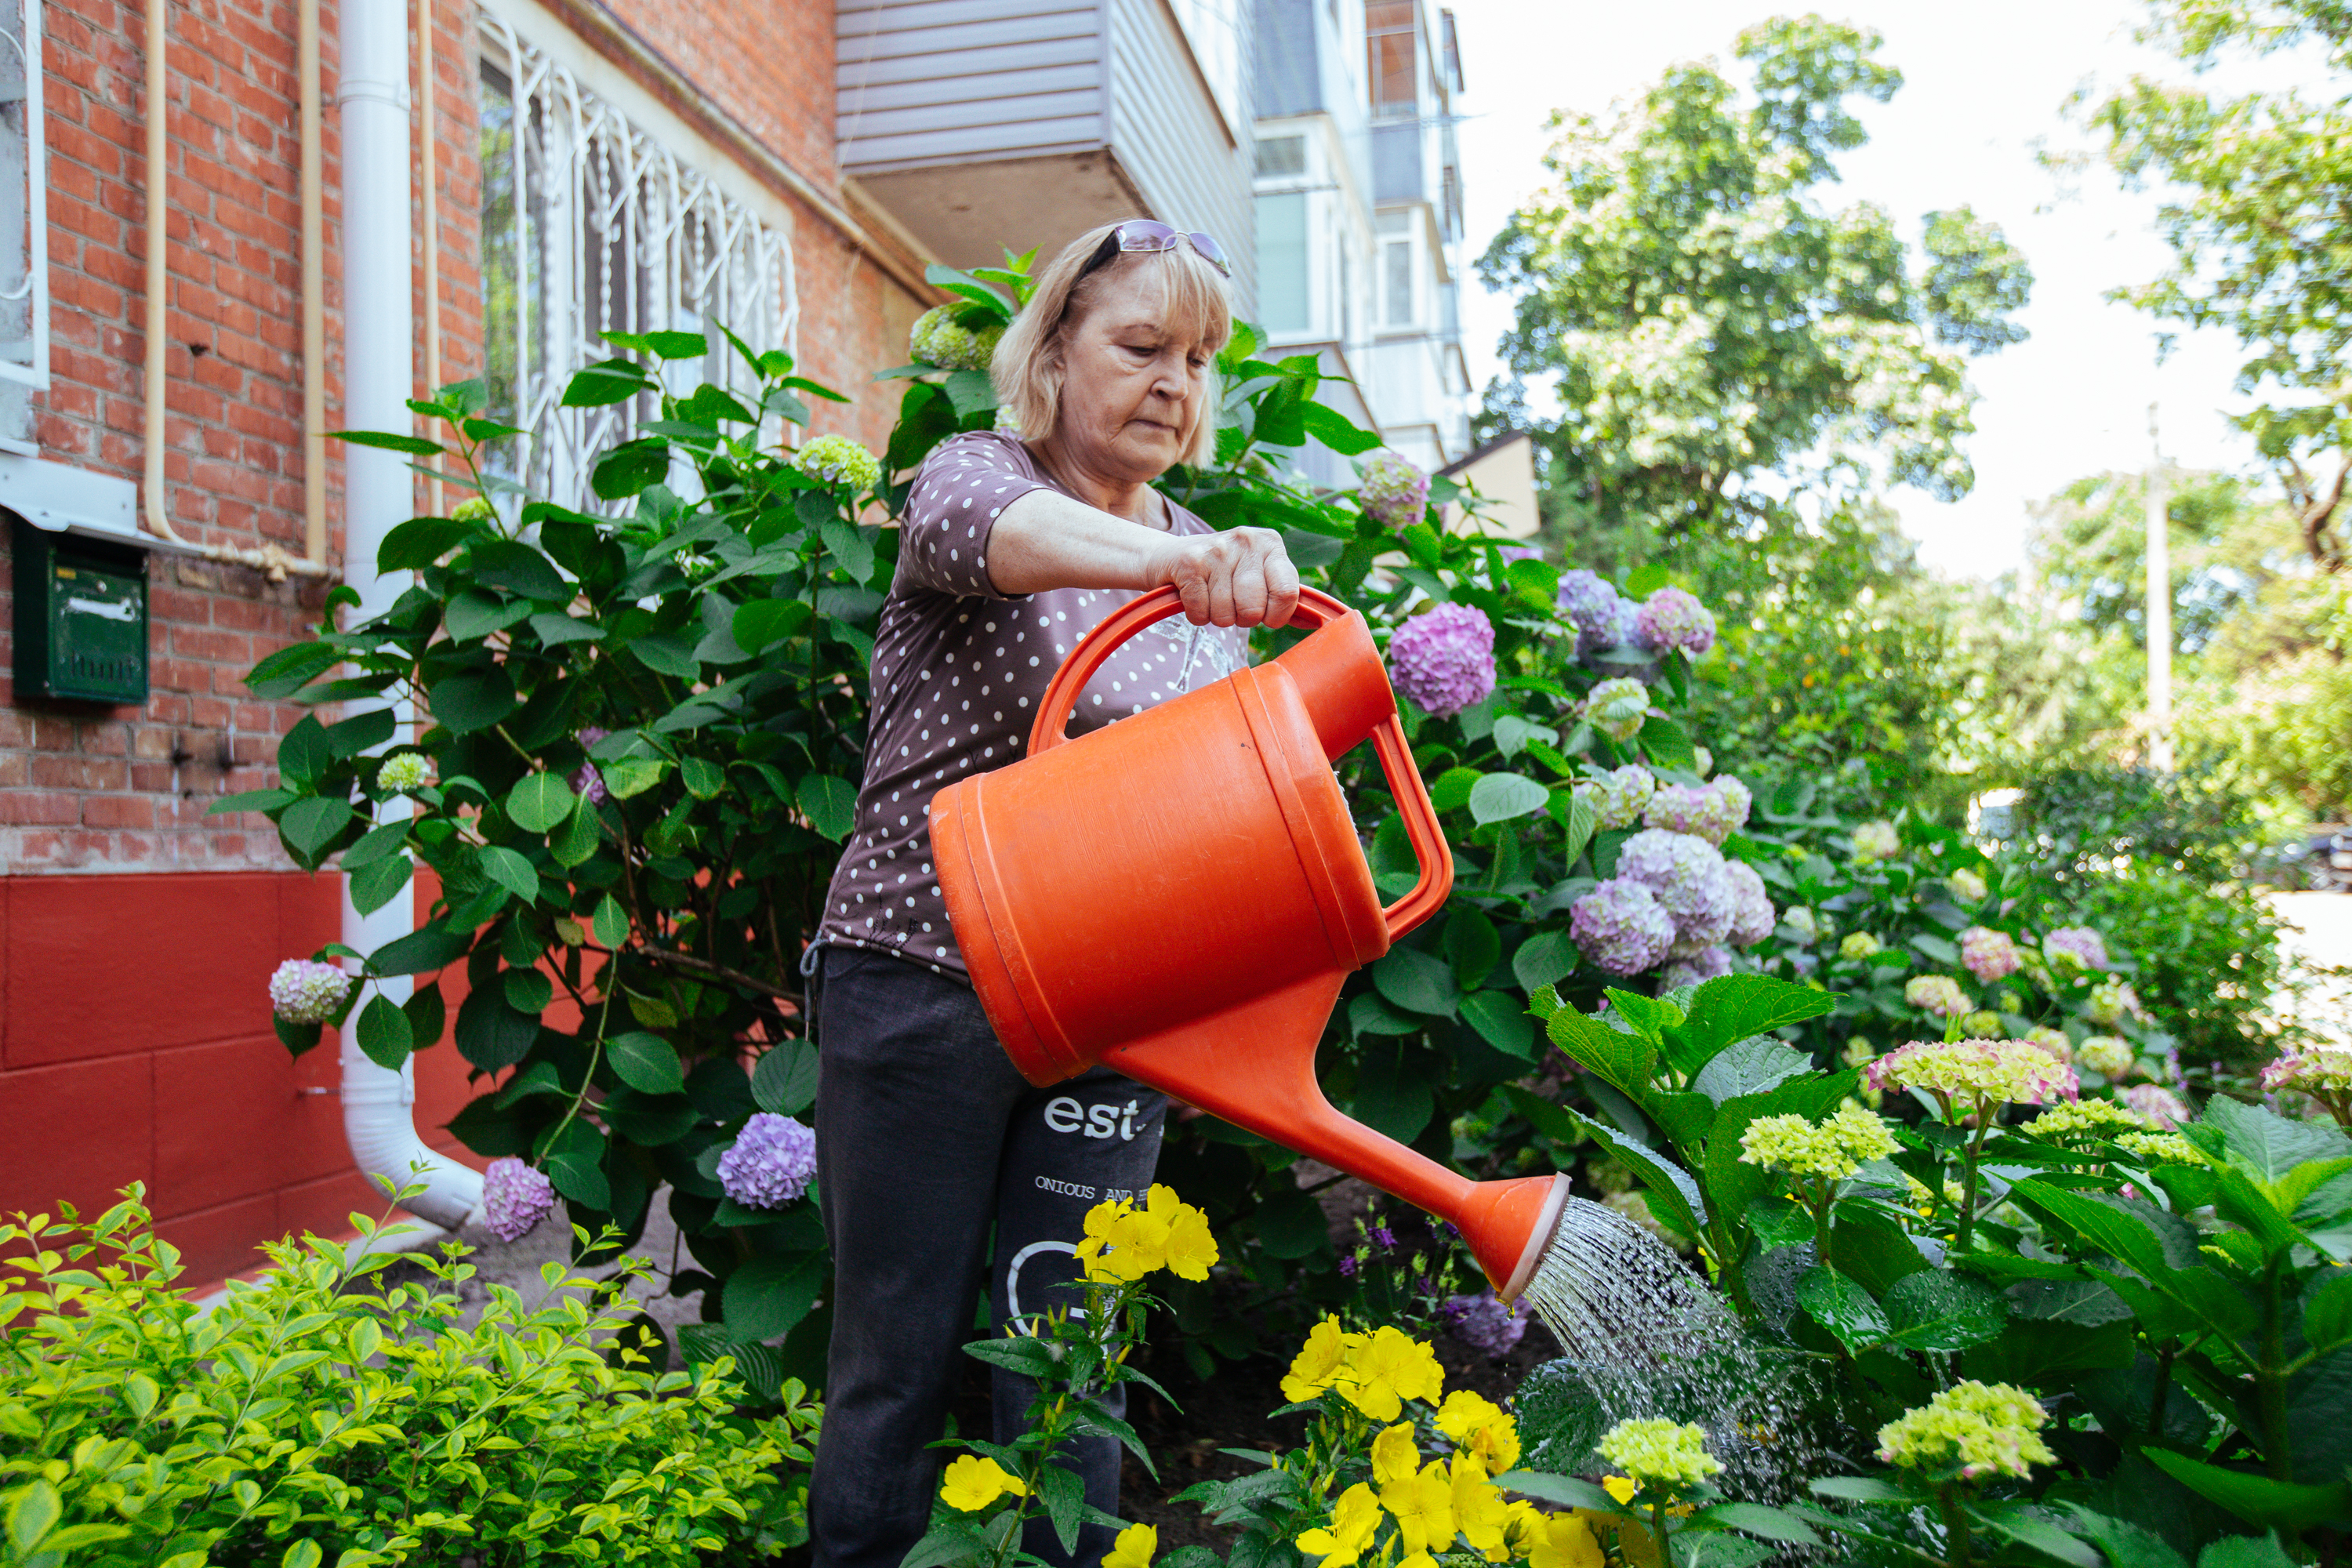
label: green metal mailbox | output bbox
[12,518,150,705]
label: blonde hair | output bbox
[991,221,1234,467]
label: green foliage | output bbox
[1477,16,2030,535]
[0,1183,815,1565]
[2082,0,2352,572]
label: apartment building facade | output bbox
[0,0,1254,1283]
[1249,0,1469,483]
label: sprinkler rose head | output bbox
[1459,1171,1574,1303]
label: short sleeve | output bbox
[894,434,1051,600]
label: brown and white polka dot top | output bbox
[813,431,1246,979]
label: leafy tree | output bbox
[1476,16,2031,536]
[2084,0,2352,570]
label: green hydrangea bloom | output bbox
[1595,1418,1722,1491]
[909,305,1004,370]
[1737,1106,1899,1180]
[795,434,882,492]
[1877,1381,2053,1480]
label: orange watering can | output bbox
[930,586,1571,1301]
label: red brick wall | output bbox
[0,873,481,1287]
[0,0,927,1264]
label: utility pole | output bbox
[2146,402,2175,771]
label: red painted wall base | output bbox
[0,870,484,1287]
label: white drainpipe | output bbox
[336,0,481,1229]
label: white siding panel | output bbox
[842,116,1105,170]
[837,0,1108,175]
[844,63,1099,114]
[844,36,1099,89]
[1107,0,1255,313]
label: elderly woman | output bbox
[804,221,1300,1568]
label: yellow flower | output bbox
[1524,1511,1605,1568]
[1370,1421,1422,1489]
[1381,1460,1457,1558]
[1436,1389,1522,1475]
[1450,1451,1512,1557]
[1297,1482,1382,1566]
[1340,1325,1445,1421]
[1281,1317,1363,1403]
[1602,1475,1640,1507]
[940,1455,1026,1512]
[1076,1197,1151,1282]
[1104,1523,1156,1568]
[1153,1185,1221,1281]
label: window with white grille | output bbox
[477,16,797,509]
[0,0,48,400]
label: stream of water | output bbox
[1521,1197,1820,1502]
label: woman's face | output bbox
[1052,263,1214,481]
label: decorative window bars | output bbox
[477,15,797,509]
[0,0,49,395]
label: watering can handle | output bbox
[1029,585,1451,941]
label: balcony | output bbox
[837,0,1257,310]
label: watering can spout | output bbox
[934,586,1566,1299]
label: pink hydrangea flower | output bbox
[482,1157,557,1242]
[1358,452,1431,530]
[2119,1083,2192,1129]
[1632,587,1717,656]
[269,959,351,1025]
[1959,927,2022,984]
[1387,603,1497,718]
[2043,927,2109,973]
[1864,1039,2080,1109]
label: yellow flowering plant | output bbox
[1500,1416,1822,1567]
[909,1185,1218,1568]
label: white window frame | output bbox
[476,0,798,510]
[0,0,50,391]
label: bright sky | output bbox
[1443,0,2269,580]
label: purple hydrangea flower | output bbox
[2044,927,2110,973]
[1570,877,1676,975]
[1723,859,1776,948]
[482,1156,557,1243]
[1632,587,1717,656]
[2121,1083,2190,1128]
[268,959,351,1025]
[1960,926,2022,984]
[572,726,611,806]
[1643,775,1752,848]
[1446,1290,1527,1357]
[1616,829,1736,949]
[1358,452,1432,530]
[1387,603,1497,718]
[1555,569,1624,655]
[716,1112,818,1209]
[1661,946,1734,991]
[1496,544,1542,564]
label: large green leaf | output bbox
[348,852,412,917]
[797,774,857,843]
[428,667,518,733]
[724,1252,827,1341]
[1662,974,1835,1079]
[1545,1007,1657,1099]
[1691,1035,1813,1105]
[468,539,569,601]
[1563,1107,1706,1240]
[506,772,577,833]
[1512,930,1578,995]
[1468,771,1548,826]
[354,993,414,1070]
[368,922,472,975]
[278,797,354,861]
[608,1031,686,1096]
[2140,1450,2351,1533]
[1797,1266,1888,1353]
[1878,1269,2008,1352]
[1461,989,1535,1059]
[477,845,540,904]
[752,1040,820,1116]
[454,988,538,1071]
[2204,1093,2351,1183]
[1373,946,1457,1018]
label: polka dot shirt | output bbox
[814,431,1246,980]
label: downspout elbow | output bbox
[339,1031,484,1230]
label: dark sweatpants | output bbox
[808,945,1167,1568]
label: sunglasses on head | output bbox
[1080,220,1232,279]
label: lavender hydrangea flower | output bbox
[1661,946,1734,990]
[1571,877,1676,975]
[1632,587,1717,656]
[1357,452,1431,530]
[2043,927,2109,973]
[716,1112,818,1209]
[1584,676,1650,743]
[1960,926,2022,984]
[1387,603,1496,718]
[268,959,350,1025]
[2120,1083,2190,1128]
[1446,1290,1526,1357]
[482,1156,556,1243]
[1617,829,1736,948]
[1722,859,1776,948]
[1645,775,1751,848]
[1573,764,1656,830]
[1555,569,1624,655]
[572,726,610,806]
